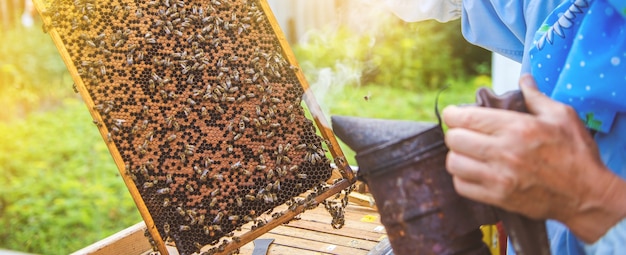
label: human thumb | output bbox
[519,74,555,115]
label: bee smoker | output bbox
[331,88,551,255]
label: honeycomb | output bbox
[36,0,340,254]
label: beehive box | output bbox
[33,0,355,254]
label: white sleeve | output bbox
[381,0,462,22]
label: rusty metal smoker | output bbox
[332,88,551,255]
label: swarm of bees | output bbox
[38,0,342,254]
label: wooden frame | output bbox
[33,0,357,254]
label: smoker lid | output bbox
[331,115,437,153]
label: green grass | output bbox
[0,98,142,254]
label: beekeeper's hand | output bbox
[442,74,626,243]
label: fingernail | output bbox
[519,74,535,88]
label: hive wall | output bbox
[34,0,349,254]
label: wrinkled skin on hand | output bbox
[442,74,626,243]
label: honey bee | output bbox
[226,160,243,170]
[213,212,223,223]
[266,168,274,179]
[186,184,194,192]
[176,206,185,216]
[210,197,218,207]
[226,144,234,154]
[213,174,224,182]
[215,105,225,114]
[245,194,256,201]
[163,198,171,207]
[204,158,214,168]
[200,169,210,182]
[179,225,191,231]
[164,223,170,236]
[296,143,307,150]
[166,134,177,143]
[198,215,205,225]
[289,165,299,172]
[157,188,171,195]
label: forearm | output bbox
[380,0,462,22]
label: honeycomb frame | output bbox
[33,0,356,254]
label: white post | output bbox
[491,53,522,95]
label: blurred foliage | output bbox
[294,16,491,92]
[0,98,142,254]
[0,25,141,254]
[0,26,74,121]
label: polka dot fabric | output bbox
[530,0,626,133]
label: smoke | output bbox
[295,0,395,121]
